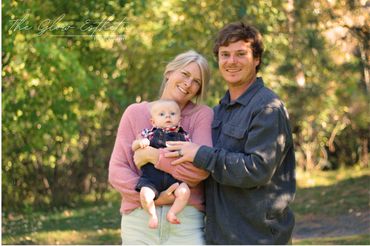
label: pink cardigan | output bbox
[108,101,213,214]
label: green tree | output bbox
[2,0,368,211]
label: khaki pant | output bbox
[121,206,205,245]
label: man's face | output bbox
[218,40,260,88]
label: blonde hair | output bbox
[158,50,210,103]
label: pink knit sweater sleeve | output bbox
[155,105,213,187]
[108,104,142,208]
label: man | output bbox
[166,22,296,244]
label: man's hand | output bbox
[154,183,179,205]
[133,146,159,169]
[165,141,201,165]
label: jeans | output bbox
[121,205,205,245]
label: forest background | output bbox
[2,0,368,216]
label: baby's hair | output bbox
[149,99,180,116]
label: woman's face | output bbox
[161,62,202,109]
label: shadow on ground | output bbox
[292,175,370,241]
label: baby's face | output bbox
[151,102,181,129]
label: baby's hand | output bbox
[139,138,150,148]
[132,138,150,151]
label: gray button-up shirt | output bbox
[194,77,296,244]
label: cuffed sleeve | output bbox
[194,107,291,188]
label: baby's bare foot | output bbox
[166,212,180,224]
[148,216,158,229]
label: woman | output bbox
[108,50,213,244]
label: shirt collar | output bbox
[220,77,264,106]
[180,101,196,116]
[152,125,180,133]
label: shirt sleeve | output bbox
[154,106,213,187]
[141,128,151,138]
[108,105,140,204]
[194,106,292,188]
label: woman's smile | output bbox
[177,85,189,95]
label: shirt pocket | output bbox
[211,119,221,144]
[211,119,221,129]
[221,122,248,151]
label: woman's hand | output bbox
[154,183,179,206]
[133,146,160,169]
[165,141,201,165]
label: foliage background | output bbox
[2,0,369,210]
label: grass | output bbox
[4,229,120,245]
[293,234,370,245]
[292,166,370,217]
[2,166,370,245]
[2,193,122,245]
[291,166,370,245]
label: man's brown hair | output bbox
[213,22,264,72]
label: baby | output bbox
[132,100,191,229]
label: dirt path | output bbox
[293,210,370,239]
